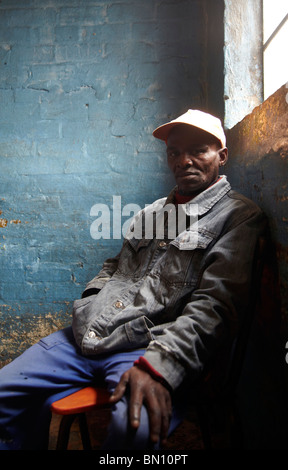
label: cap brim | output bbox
[152,121,222,144]
[152,122,181,141]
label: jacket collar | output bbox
[166,175,231,216]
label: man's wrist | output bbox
[134,356,172,392]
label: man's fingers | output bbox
[110,366,173,446]
[109,374,129,402]
[129,398,143,429]
[147,391,172,444]
[128,375,144,429]
[159,396,172,444]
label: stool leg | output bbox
[79,413,92,450]
[56,415,76,450]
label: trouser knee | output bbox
[103,398,153,450]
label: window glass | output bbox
[263,0,288,99]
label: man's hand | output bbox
[109,366,172,445]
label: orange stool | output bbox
[51,386,111,450]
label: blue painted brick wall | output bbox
[0,0,210,361]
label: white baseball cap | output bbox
[153,109,226,148]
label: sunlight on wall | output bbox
[224,0,263,129]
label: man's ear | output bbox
[219,147,228,166]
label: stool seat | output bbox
[50,386,111,450]
[51,386,111,415]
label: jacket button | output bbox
[159,241,167,247]
[88,330,96,339]
[114,300,124,309]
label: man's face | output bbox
[166,124,228,196]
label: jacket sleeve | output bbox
[143,208,268,390]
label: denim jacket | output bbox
[72,176,267,390]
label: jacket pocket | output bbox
[115,237,153,279]
[38,327,75,350]
[171,229,215,250]
[81,315,155,356]
[159,230,215,286]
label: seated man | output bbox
[0,110,267,450]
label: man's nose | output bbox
[176,152,193,167]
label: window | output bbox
[263,0,288,100]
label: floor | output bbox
[48,407,207,451]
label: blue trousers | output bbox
[0,327,186,450]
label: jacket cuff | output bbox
[143,342,187,390]
[134,356,172,392]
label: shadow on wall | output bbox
[225,84,288,318]
[225,84,288,449]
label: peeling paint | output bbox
[10,219,21,224]
[0,310,72,367]
[0,218,22,227]
[0,219,8,228]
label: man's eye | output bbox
[191,148,205,156]
[167,150,178,158]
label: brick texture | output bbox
[0,0,208,361]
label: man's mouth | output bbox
[176,172,199,178]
